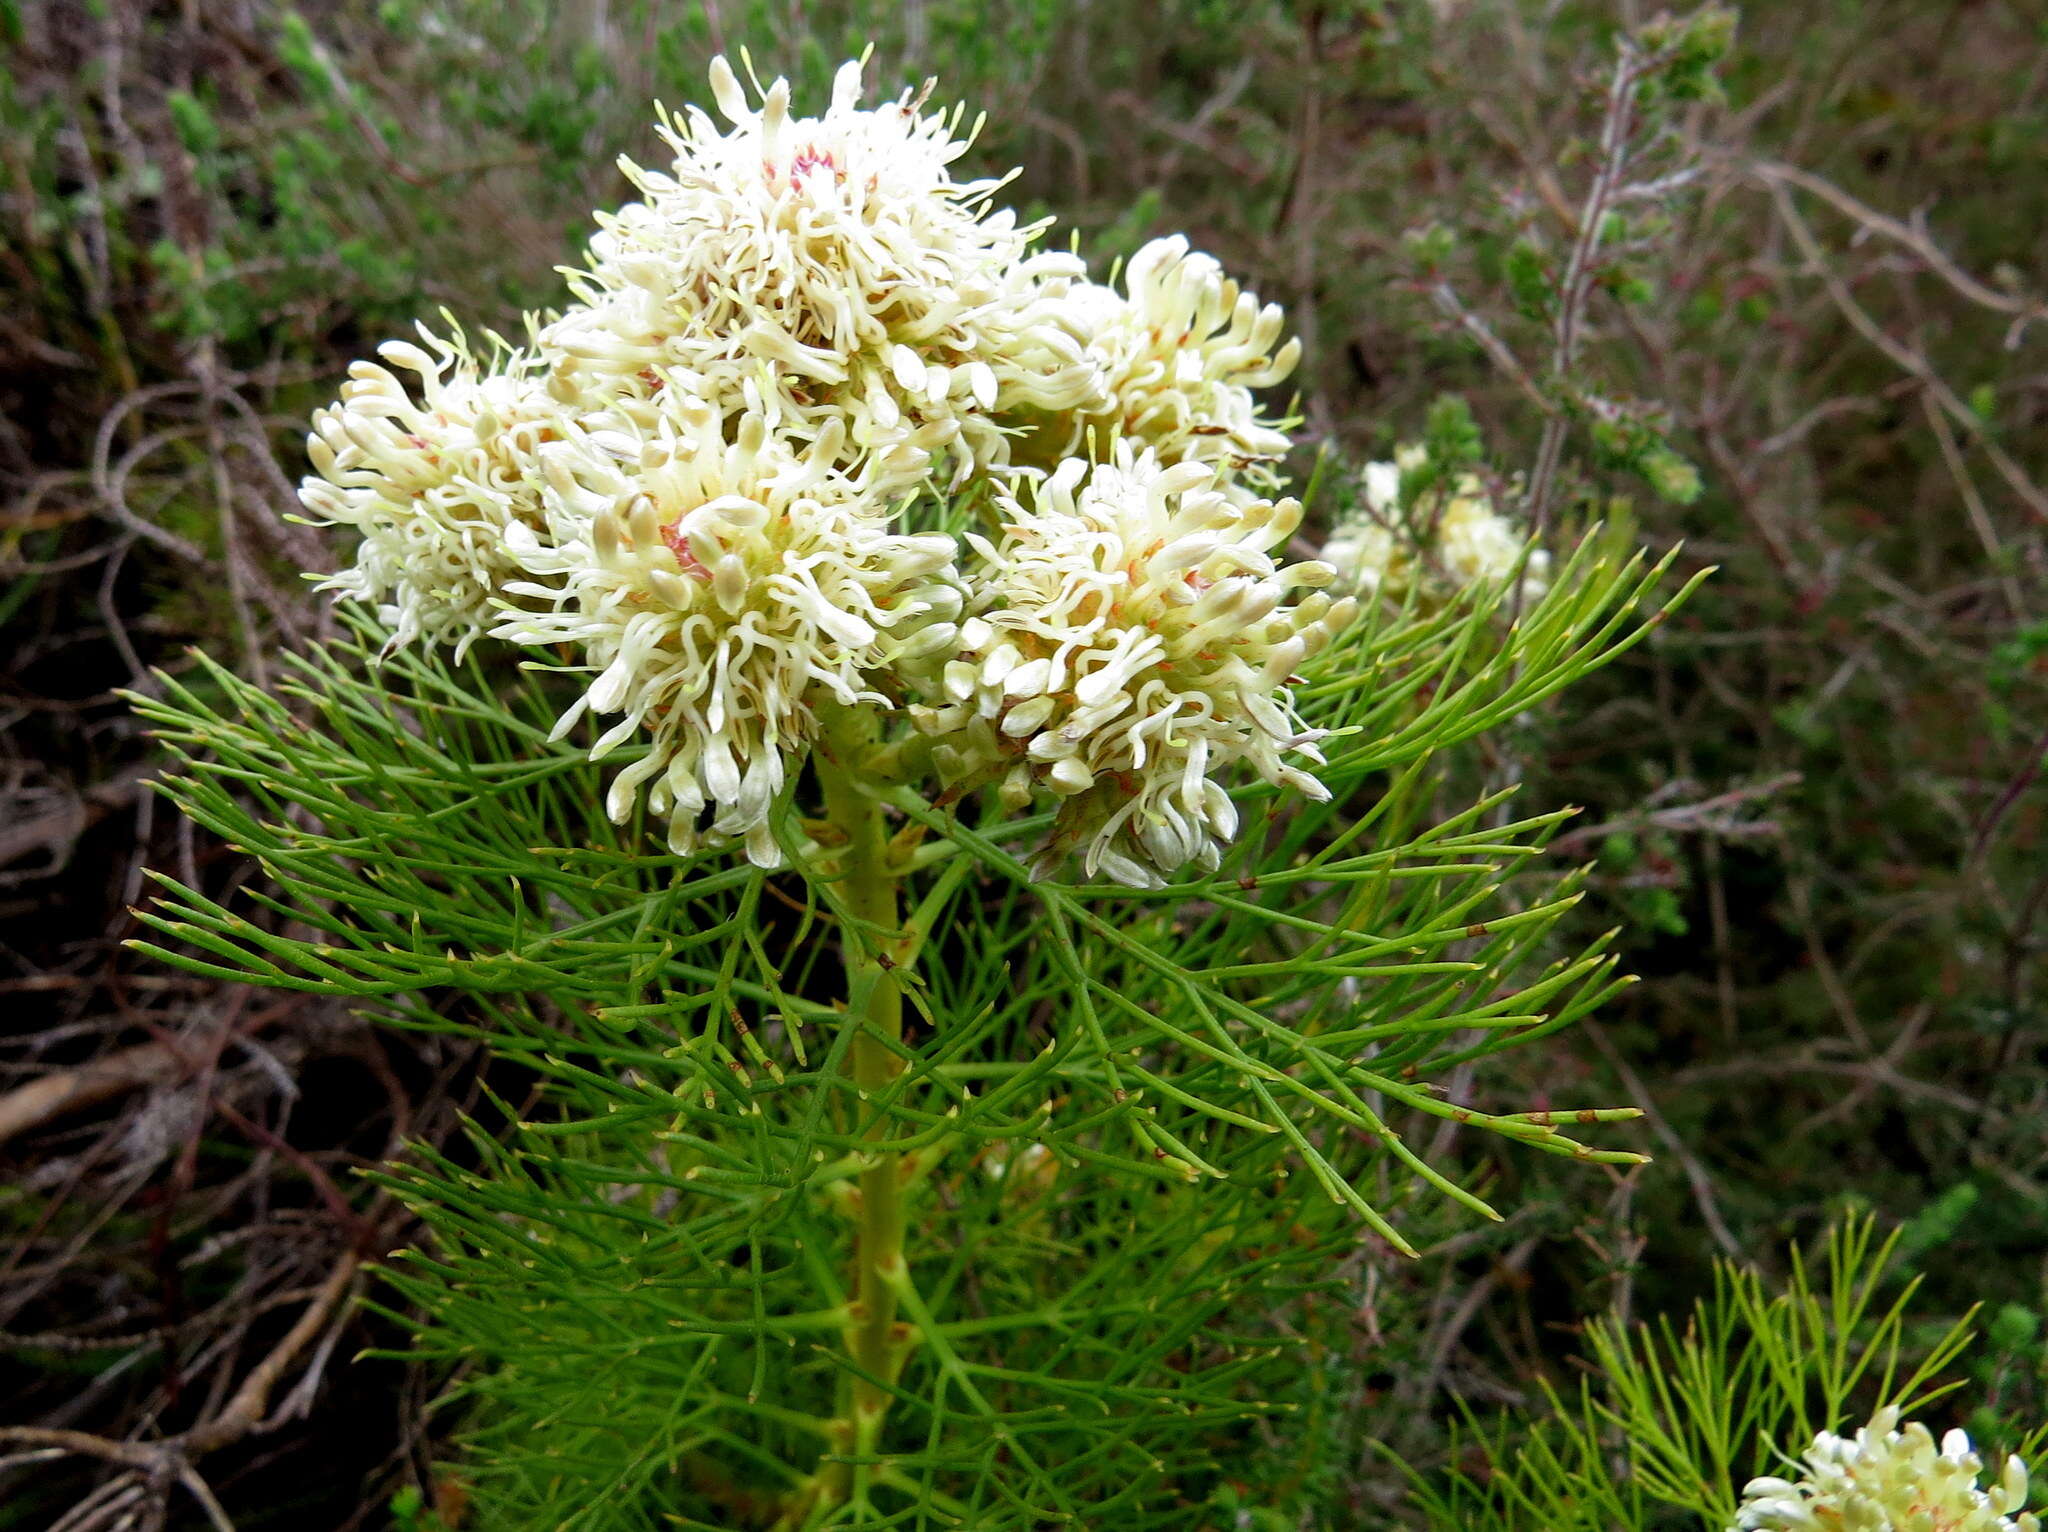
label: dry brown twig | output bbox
[1747,157,2048,342]
[1581,1021,1741,1259]
[1761,174,2048,526]
[0,1254,363,1532]
[1546,771,1801,858]
[0,1037,181,1148]
[1524,37,1653,530]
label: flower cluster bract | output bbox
[1734,1408,2040,1532]
[296,55,1391,882]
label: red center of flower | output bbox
[660,523,712,580]
[784,145,841,186]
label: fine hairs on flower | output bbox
[294,54,1521,884]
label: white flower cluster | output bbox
[1014,236,1299,481]
[1322,445,1550,607]
[542,57,1098,483]
[915,446,1351,886]
[1734,1408,2039,1532]
[297,56,1342,881]
[299,334,564,657]
[494,406,958,865]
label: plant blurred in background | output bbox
[2,2,2044,1528]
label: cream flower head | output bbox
[1012,236,1299,479]
[297,329,573,656]
[1323,446,1549,605]
[1734,1408,2039,1532]
[918,446,1353,886]
[1437,489,1550,593]
[496,402,957,867]
[544,56,1096,479]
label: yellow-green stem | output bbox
[799,703,914,1521]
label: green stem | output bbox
[783,703,916,1526]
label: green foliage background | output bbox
[3,1,2045,1528]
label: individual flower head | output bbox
[1437,487,1550,594]
[1734,1408,2039,1532]
[297,328,572,655]
[1322,446,1550,605]
[496,401,958,867]
[1009,236,1300,480]
[918,445,1355,887]
[544,56,1096,480]
[1317,518,1403,604]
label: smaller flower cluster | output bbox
[1015,236,1299,482]
[915,446,1353,885]
[298,334,564,656]
[1321,446,1549,608]
[1733,1408,2039,1532]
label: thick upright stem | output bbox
[801,703,914,1516]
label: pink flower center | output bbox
[660,523,712,580]
[783,145,841,186]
